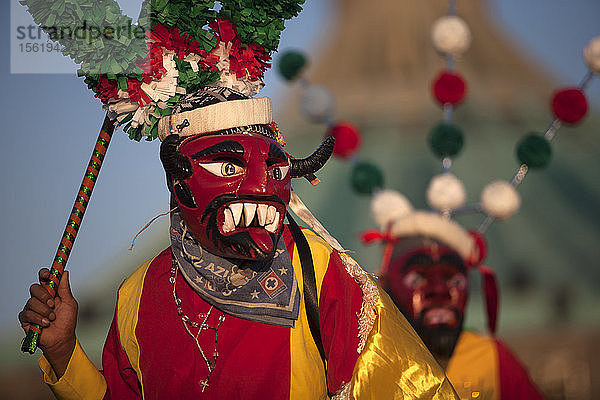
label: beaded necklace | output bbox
[170,260,226,392]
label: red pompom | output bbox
[432,70,467,105]
[551,88,588,124]
[327,122,362,159]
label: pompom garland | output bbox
[328,122,362,159]
[551,88,588,124]
[431,16,472,56]
[330,6,595,338]
[272,8,597,281]
[370,190,413,229]
[432,71,467,105]
[426,173,467,211]
[351,162,384,195]
[583,36,600,74]
[277,50,307,81]
[516,134,552,169]
[300,85,336,123]
[428,122,465,158]
[481,181,521,220]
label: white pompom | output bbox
[371,190,414,228]
[300,85,336,123]
[584,36,600,75]
[481,180,521,220]
[427,173,467,211]
[431,16,472,56]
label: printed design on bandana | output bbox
[258,269,287,298]
[170,211,300,327]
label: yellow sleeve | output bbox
[39,338,107,400]
[349,289,458,399]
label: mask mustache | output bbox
[415,305,463,327]
[200,194,286,261]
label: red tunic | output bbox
[40,226,458,399]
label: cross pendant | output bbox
[199,379,209,392]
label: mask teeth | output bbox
[256,204,268,226]
[265,210,280,233]
[229,203,243,226]
[222,202,279,232]
[243,203,257,227]
[223,207,235,233]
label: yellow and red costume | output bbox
[40,227,457,399]
[446,331,543,400]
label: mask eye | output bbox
[269,165,289,181]
[447,274,467,289]
[199,162,244,177]
[403,271,425,289]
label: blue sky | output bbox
[0,0,598,334]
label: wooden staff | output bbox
[21,115,115,354]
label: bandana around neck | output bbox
[170,211,300,327]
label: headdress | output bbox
[22,0,309,141]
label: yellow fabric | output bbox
[39,338,106,400]
[291,230,457,399]
[349,289,458,399]
[445,331,499,400]
[289,230,331,400]
[115,254,158,400]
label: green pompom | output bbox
[428,122,464,159]
[350,162,384,195]
[516,133,552,169]
[277,50,307,81]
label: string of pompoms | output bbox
[276,49,364,165]
[277,2,600,237]
[476,39,599,232]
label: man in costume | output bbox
[17,1,459,394]
[363,204,544,400]
[19,86,459,399]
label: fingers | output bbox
[19,306,51,328]
[38,268,50,283]
[26,297,56,320]
[21,284,57,329]
[30,283,53,308]
[57,271,74,301]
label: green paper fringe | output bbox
[21,0,305,142]
[219,0,305,51]
[137,0,218,51]
[20,0,148,76]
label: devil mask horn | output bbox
[290,136,335,178]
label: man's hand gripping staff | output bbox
[19,116,115,355]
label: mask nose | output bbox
[424,276,451,301]
[237,138,268,195]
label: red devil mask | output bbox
[382,238,469,358]
[383,238,469,331]
[163,133,291,261]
